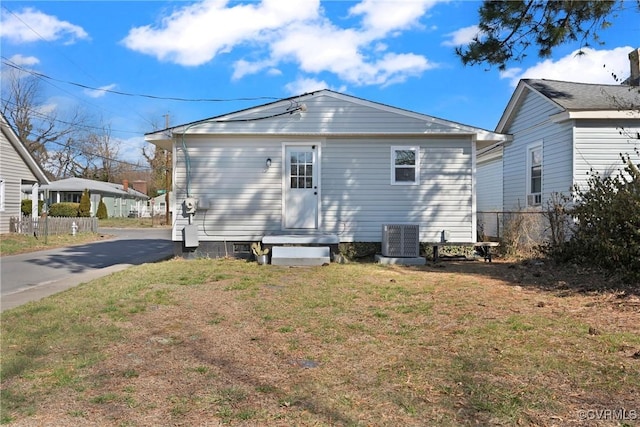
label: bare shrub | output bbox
[500,209,545,258]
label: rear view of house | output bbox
[146,90,507,260]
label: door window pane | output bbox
[290,150,313,189]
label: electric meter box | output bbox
[183,224,199,248]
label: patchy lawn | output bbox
[1,259,639,426]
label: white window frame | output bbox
[390,146,420,185]
[0,178,5,212]
[526,142,543,207]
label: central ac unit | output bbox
[382,224,420,257]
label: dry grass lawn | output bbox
[1,258,639,426]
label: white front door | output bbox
[284,145,318,229]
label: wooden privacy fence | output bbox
[9,216,98,236]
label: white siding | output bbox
[0,128,39,233]
[573,120,640,191]
[172,137,285,241]
[477,153,503,212]
[477,153,503,239]
[174,136,475,243]
[322,137,474,243]
[502,90,573,210]
[180,93,487,136]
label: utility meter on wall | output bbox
[184,197,198,214]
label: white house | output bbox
[477,48,640,238]
[0,114,49,233]
[146,90,507,260]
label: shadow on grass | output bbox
[419,257,640,298]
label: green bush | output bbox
[547,151,640,283]
[78,189,91,217]
[21,199,44,216]
[96,197,108,219]
[49,203,80,217]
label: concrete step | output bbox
[271,246,330,266]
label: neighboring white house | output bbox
[477,48,640,238]
[147,191,174,217]
[145,89,508,258]
[0,114,49,233]
[39,177,149,218]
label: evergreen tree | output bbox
[96,196,108,219]
[78,189,91,217]
[457,1,635,70]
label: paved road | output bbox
[0,228,174,312]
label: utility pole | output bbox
[163,113,171,225]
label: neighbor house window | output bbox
[63,192,82,203]
[391,146,420,185]
[527,143,542,206]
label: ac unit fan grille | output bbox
[382,224,420,257]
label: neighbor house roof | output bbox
[40,177,148,199]
[1,113,50,184]
[497,79,640,133]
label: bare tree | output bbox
[142,144,171,197]
[82,124,122,182]
[1,67,91,177]
[45,136,87,179]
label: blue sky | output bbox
[1,1,639,164]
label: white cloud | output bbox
[284,77,347,96]
[8,53,40,66]
[348,0,438,37]
[124,0,440,87]
[122,0,319,66]
[442,25,480,47]
[84,84,117,99]
[252,13,436,86]
[117,136,147,164]
[0,7,88,44]
[232,58,276,80]
[35,102,57,116]
[502,46,633,87]
[1,54,40,81]
[284,77,329,95]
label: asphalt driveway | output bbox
[0,228,174,312]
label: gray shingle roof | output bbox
[525,79,640,111]
[41,177,148,199]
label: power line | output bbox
[1,97,143,136]
[1,58,280,103]
[42,136,151,171]
[1,99,151,171]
